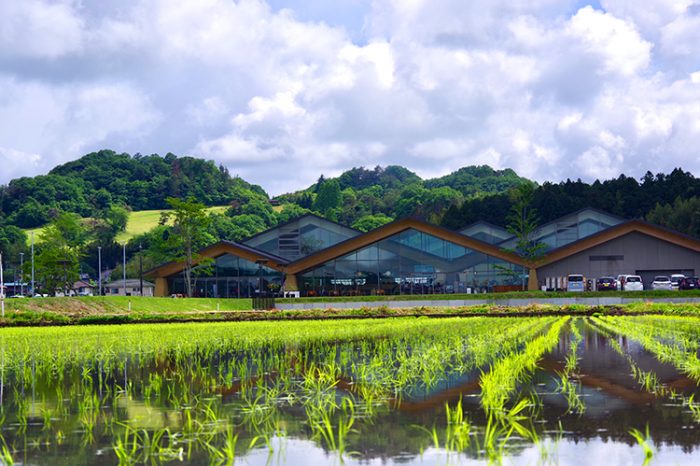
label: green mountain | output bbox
[0,150,267,228]
[425,166,526,197]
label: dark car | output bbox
[596,276,617,291]
[679,277,700,290]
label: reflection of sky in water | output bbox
[241,438,693,466]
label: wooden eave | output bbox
[146,242,289,278]
[286,218,529,274]
[534,220,700,268]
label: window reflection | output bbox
[166,254,283,298]
[300,229,525,297]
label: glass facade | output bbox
[299,229,525,296]
[166,254,283,298]
[499,210,622,252]
[243,216,358,260]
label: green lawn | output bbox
[276,289,700,303]
[3,296,252,314]
[24,205,229,243]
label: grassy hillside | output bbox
[24,206,229,243]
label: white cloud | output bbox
[567,6,652,76]
[0,0,84,59]
[1,0,700,195]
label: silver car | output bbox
[652,276,673,291]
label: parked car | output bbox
[567,274,585,292]
[616,274,630,290]
[622,275,643,291]
[671,274,685,290]
[679,276,700,290]
[651,276,673,291]
[596,276,617,291]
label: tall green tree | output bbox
[32,213,90,295]
[312,179,341,215]
[506,183,546,261]
[160,197,214,297]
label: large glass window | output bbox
[299,229,525,296]
[243,216,359,260]
[166,254,283,298]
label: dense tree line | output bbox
[441,169,700,236]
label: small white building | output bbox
[71,280,95,296]
[104,279,155,297]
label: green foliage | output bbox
[441,168,700,233]
[0,150,268,227]
[32,213,91,295]
[91,205,130,244]
[277,204,311,223]
[505,183,546,261]
[647,196,700,237]
[425,165,527,198]
[352,214,393,232]
[313,179,342,215]
[0,225,27,259]
[160,197,214,297]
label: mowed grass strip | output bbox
[2,296,252,316]
[24,205,229,243]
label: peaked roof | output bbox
[533,207,625,232]
[534,219,700,267]
[459,220,512,234]
[241,212,359,245]
[286,217,529,274]
[146,240,289,278]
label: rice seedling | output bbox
[629,425,654,466]
[0,314,696,465]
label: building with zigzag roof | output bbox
[146,209,700,297]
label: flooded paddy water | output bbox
[0,315,699,465]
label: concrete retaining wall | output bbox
[276,296,700,310]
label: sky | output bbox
[1,0,700,195]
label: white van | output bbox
[567,274,585,292]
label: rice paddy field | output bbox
[0,315,699,465]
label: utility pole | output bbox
[1,252,5,318]
[139,243,143,297]
[98,246,102,296]
[31,232,35,296]
[19,252,24,296]
[122,243,126,296]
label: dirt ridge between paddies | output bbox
[0,300,697,327]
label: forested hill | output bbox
[441,169,700,237]
[0,150,267,228]
[275,165,529,228]
[2,149,700,239]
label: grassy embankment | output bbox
[24,206,229,243]
[1,295,700,327]
[276,289,700,303]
